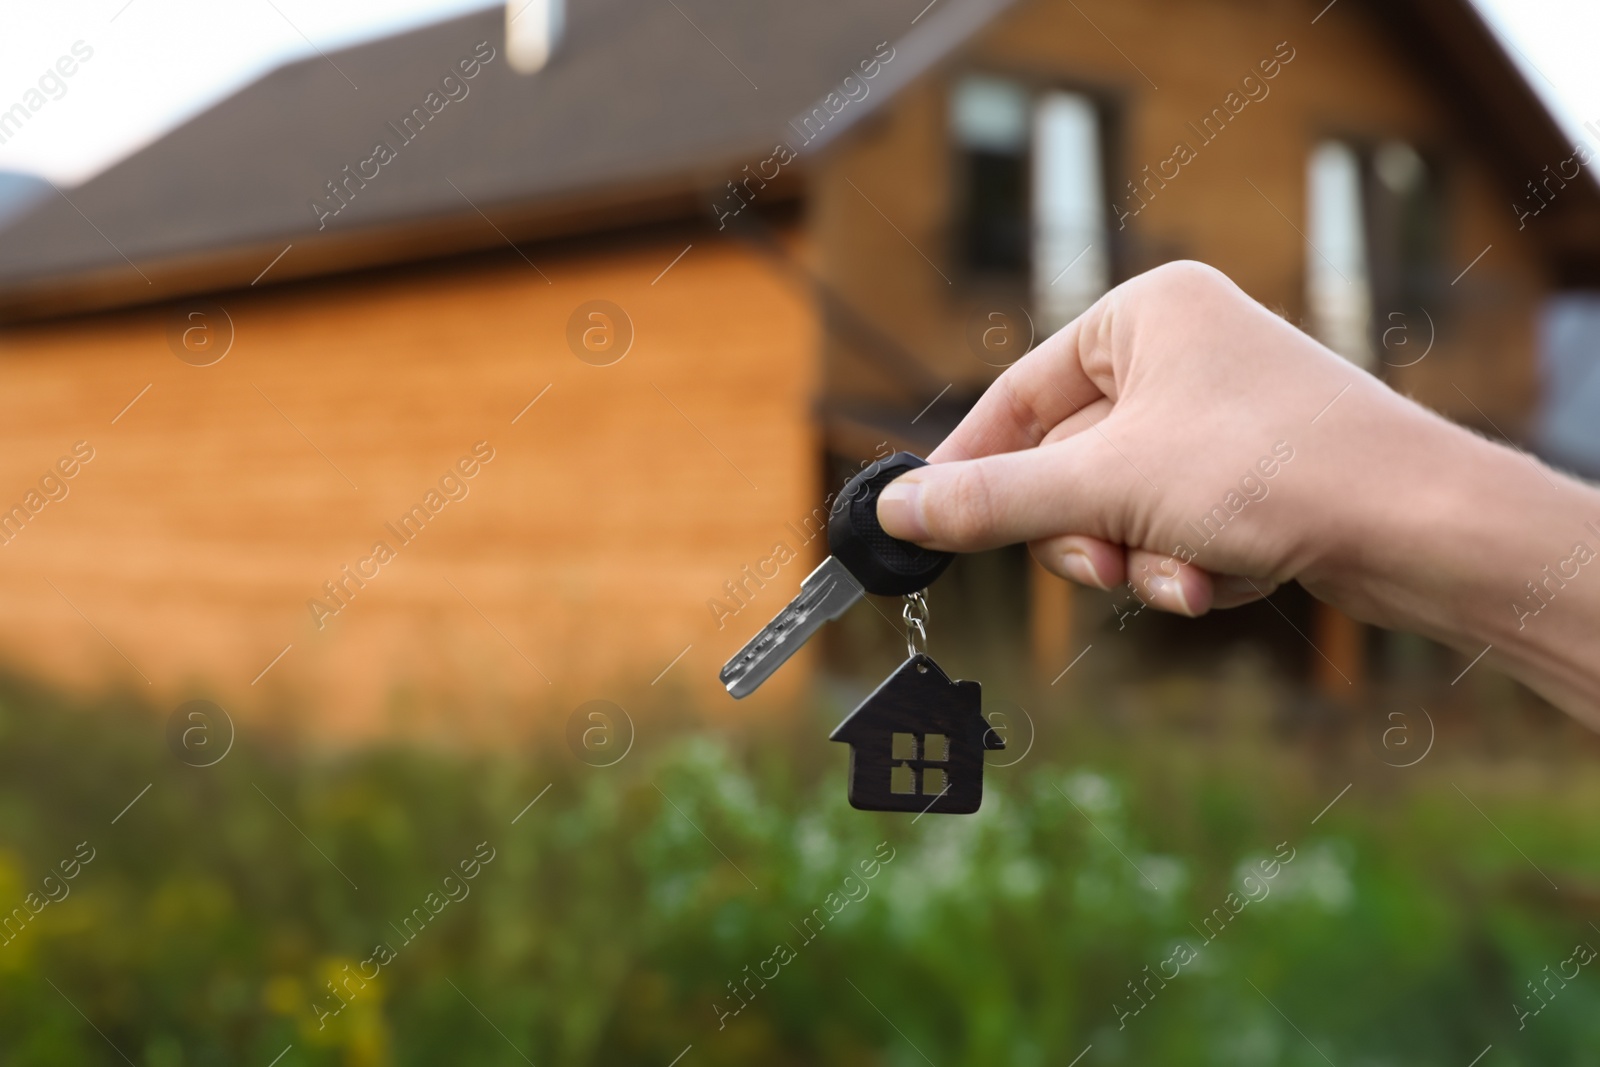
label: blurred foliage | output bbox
[1,659,1600,1067]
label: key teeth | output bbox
[721,580,830,688]
[718,559,865,698]
[719,624,790,692]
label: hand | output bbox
[877,261,1600,726]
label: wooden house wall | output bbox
[0,231,820,735]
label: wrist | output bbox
[1330,406,1600,721]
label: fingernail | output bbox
[1142,574,1196,617]
[876,479,928,541]
[1059,549,1107,590]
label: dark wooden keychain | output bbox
[830,590,1004,815]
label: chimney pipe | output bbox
[506,0,565,74]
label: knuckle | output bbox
[1105,260,1244,350]
[1140,259,1238,302]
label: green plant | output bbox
[0,668,1596,1066]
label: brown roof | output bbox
[0,0,1018,320]
[0,0,1594,322]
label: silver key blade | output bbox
[719,556,865,699]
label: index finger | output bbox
[929,299,1111,464]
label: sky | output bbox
[1471,0,1600,142]
[0,0,500,185]
[0,0,1594,186]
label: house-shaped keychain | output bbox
[829,654,1003,814]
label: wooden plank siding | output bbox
[0,230,820,735]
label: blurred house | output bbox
[0,0,1595,728]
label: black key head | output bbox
[828,452,955,597]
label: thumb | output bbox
[876,432,1136,552]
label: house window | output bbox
[1306,139,1443,370]
[1368,141,1445,326]
[1033,92,1110,331]
[1307,141,1375,368]
[952,76,1111,332]
[889,731,949,795]
[953,76,1030,274]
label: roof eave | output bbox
[1365,0,1600,283]
[0,170,810,325]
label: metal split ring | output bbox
[902,590,929,661]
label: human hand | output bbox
[877,261,1600,723]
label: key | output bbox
[718,556,864,699]
[719,452,954,698]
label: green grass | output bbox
[0,663,1598,1066]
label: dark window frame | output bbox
[944,69,1126,296]
[1308,130,1454,376]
